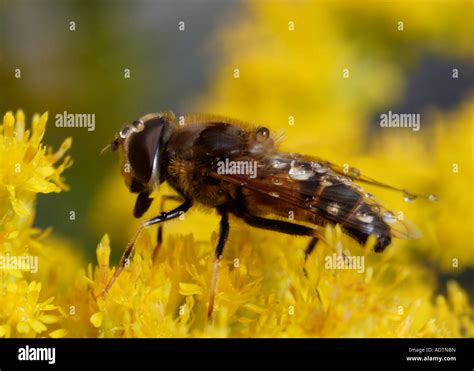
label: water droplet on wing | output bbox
[382,211,396,223]
[319,175,333,187]
[288,160,314,180]
[350,167,360,179]
[402,189,417,202]
[271,158,288,169]
[428,194,437,202]
[337,176,352,186]
[312,162,328,174]
[356,212,374,223]
[326,202,339,216]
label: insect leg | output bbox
[241,211,326,304]
[153,194,183,262]
[241,211,323,238]
[99,198,193,298]
[302,237,319,277]
[240,211,326,277]
[208,208,229,321]
[304,237,319,261]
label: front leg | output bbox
[153,194,183,262]
[99,198,193,298]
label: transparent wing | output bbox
[207,152,422,240]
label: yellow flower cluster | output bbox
[80,223,471,337]
[0,111,72,338]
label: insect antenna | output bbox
[100,143,112,156]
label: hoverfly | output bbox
[101,112,436,319]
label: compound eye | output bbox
[127,117,165,184]
[256,127,270,142]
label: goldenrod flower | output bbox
[0,111,72,224]
[0,280,66,338]
[76,221,472,338]
[0,111,72,338]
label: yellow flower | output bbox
[73,219,472,338]
[0,110,72,338]
[0,280,65,338]
[0,111,72,227]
